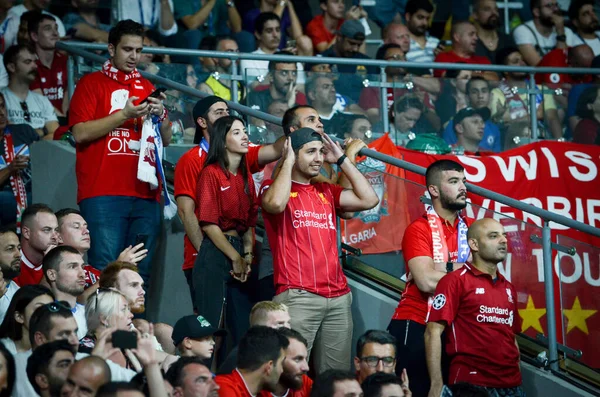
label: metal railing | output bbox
[57,41,600,374]
[58,41,600,143]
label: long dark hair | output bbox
[0,343,15,397]
[0,285,54,341]
[205,115,253,204]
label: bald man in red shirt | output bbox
[425,218,523,397]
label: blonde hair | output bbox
[85,289,128,334]
[249,301,289,326]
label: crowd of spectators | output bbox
[0,0,597,396]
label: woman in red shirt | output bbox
[194,115,257,345]
[575,86,600,145]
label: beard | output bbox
[130,302,145,314]
[581,22,600,34]
[481,16,499,30]
[440,194,467,212]
[539,14,555,28]
[1,260,21,280]
[279,370,304,390]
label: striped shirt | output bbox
[260,180,350,298]
[406,34,440,63]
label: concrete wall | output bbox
[31,141,193,324]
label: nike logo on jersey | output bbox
[220,186,231,191]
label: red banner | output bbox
[340,136,411,254]
[347,135,600,368]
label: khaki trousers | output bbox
[273,289,353,373]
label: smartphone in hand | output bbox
[140,87,167,104]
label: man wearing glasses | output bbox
[353,330,398,385]
[1,44,59,140]
[513,0,578,66]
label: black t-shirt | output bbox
[474,32,516,64]
[0,124,40,190]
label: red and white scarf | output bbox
[2,130,27,232]
[101,60,142,85]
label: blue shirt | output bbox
[443,119,502,152]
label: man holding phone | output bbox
[68,20,172,290]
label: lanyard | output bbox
[138,0,157,27]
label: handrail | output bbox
[59,43,600,239]
[60,44,599,373]
[57,41,599,75]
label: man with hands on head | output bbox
[260,128,378,373]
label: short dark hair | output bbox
[28,12,55,37]
[278,328,308,348]
[425,159,465,188]
[3,44,35,74]
[55,208,82,228]
[21,203,54,229]
[343,114,370,135]
[42,245,81,282]
[199,35,217,51]
[569,0,594,23]
[356,330,397,358]
[576,85,600,120]
[237,326,289,371]
[362,372,403,397]
[310,369,357,397]
[376,43,402,61]
[255,12,280,34]
[96,382,142,397]
[165,356,209,388]
[531,0,542,12]
[268,50,295,71]
[28,302,74,347]
[27,340,75,395]
[466,76,489,95]
[394,96,423,115]
[495,46,520,66]
[0,285,54,342]
[108,19,144,47]
[282,105,316,136]
[0,224,16,237]
[405,0,434,16]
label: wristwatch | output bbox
[556,34,566,42]
[226,0,235,7]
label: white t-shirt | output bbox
[0,337,17,356]
[513,20,577,56]
[0,281,19,324]
[240,48,306,84]
[4,5,66,49]
[1,87,58,130]
[73,303,87,341]
[572,32,600,56]
[13,350,136,397]
[116,0,177,36]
